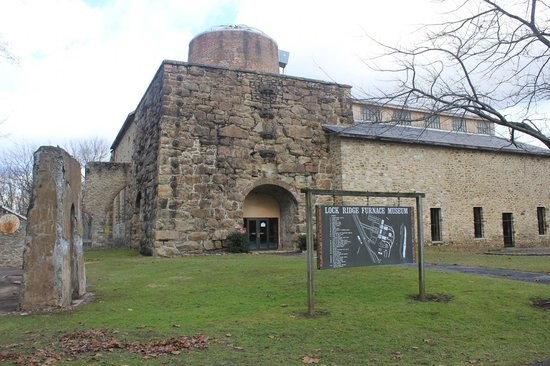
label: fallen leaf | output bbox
[302,355,320,364]
[392,351,402,360]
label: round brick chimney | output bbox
[188,25,280,74]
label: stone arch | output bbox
[242,181,300,250]
[83,162,130,247]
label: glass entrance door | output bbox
[245,218,278,250]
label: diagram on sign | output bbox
[352,214,407,264]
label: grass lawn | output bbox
[1,249,548,365]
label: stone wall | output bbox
[336,137,550,248]
[0,216,26,268]
[148,61,352,255]
[22,146,86,311]
[127,65,165,255]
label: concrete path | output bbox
[485,247,550,256]
[415,263,550,285]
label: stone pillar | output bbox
[21,146,86,311]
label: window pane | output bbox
[361,106,381,122]
[477,121,491,134]
[430,208,442,242]
[473,207,483,238]
[424,114,440,129]
[452,117,467,132]
[392,110,411,125]
[537,207,547,235]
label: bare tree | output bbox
[0,39,18,64]
[0,144,35,214]
[366,0,550,148]
[66,137,111,167]
[0,138,110,214]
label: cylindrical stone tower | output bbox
[188,25,280,74]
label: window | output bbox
[361,106,381,122]
[537,207,547,235]
[424,114,440,129]
[473,207,484,238]
[452,117,467,132]
[392,109,411,125]
[477,121,491,135]
[430,208,442,242]
[502,213,514,247]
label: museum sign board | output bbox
[317,205,414,269]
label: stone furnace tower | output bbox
[188,25,280,74]
[85,25,352,255]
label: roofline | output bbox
[110,111,135,151]
[163,59,353,88]
[323,124,550,157]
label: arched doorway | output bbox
[243,184,298,251]
[69,204,79,299]
[132,192,143,252]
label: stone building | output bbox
[83,25,550,255]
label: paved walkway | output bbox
[410,263,550,285]
[485,247,550,256]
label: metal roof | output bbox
[323,123,550,156]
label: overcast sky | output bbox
[1,0,546,153]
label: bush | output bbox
[298,234,317,251]
[227,228,249,253]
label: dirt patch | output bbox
[409,293,454,303]
[531,298,550,310]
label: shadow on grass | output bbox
[531,297,550,310]
[295,309,331,318]
[409,293,454,302]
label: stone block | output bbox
[213,229,228,240]
[278,162,306,174]
[283,125,313,139]
[188,231,208,241]
[202,240,216,250]
[176,241,202,252]
[219,124,249,139]
[155,230,179,241]
[155,245,181,257]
